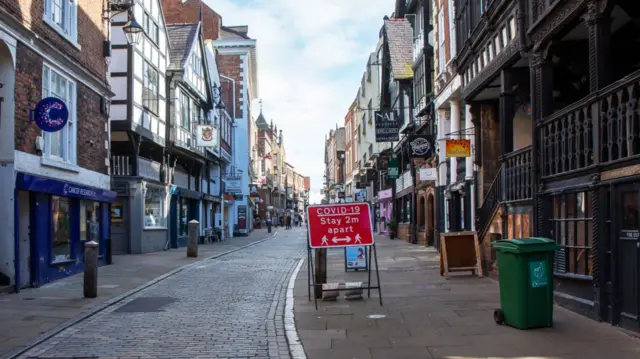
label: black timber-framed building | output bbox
[454,0,640,331]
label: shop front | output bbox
[378,188,393,234]
[14,173,116,286]
[110,157,170,255]
[170,186,202,248]
[395,170,414,243]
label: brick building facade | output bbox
[0,0,115,291]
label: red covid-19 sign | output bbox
[306,203,375,248]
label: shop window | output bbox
[51,196,72,263]
[405,197,412,223]
[550,192,593,277]
[80,201,100,243]
[145,187,166,228]
[179,198,190,236]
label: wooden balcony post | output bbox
[530,48,554,237]
[499,70,514,156]
[584,0,613,92]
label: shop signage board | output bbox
[31,97,69,132]
[419,168,437,181]
[445,139,471,157]
[15,173,116,202]
[408,135,434,158]
[307,203,375,248]
[223,174,242,193]
[374,110,400,142]
[196,125,218,147]
[387,159,399,179]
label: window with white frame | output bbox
[180,91,190,130]
[438,10,446,73]
[448,0,457,59]
[44,0,78,43]
[42,64,76,164]
[142,61,159,114]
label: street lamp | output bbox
[122,15,144,45]
[104,1,144,47]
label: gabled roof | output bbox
[167,23,200,71]
[220,25,251,40]
[384,18,414,80]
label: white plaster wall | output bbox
[14,151,111,189]
[111,77,127,101]
[0,165,15,285]
[0,32,16,161]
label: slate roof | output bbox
[256,111,269,130]
[167,24,200,71]
[384,18,414,80]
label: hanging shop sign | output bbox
[31,97,69,132]
[445,139,471,157]
[419,168,437,181]
[196,125,218,147]
[374,110,400,142]
[408,135,434,159]
[223,174,242,194]
[387,159,399,180]
[249,184,260,198]
[355,190,367,202]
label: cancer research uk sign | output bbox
[307,203,375,249]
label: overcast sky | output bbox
[205,0,391,204]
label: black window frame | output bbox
[549,191,594,278]
[142,12,159,45]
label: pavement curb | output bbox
[2,229,281,359]
[285,258,307,359]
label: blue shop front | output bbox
[169,185,202,248]
[15,173,116,287]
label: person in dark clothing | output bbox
[286,215,291,229]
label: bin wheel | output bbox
[493,309,504,325]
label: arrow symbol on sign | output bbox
[332,236,352,244]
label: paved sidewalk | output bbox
[293,236,640,359]
[0,228,278,357]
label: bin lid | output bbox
[491,237,558,253]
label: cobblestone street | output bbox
[14,228,307,359]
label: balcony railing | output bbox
[111,155,132,176]
[539,69,640,178]
[503,146,533,202]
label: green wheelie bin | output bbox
[491,238,558,329]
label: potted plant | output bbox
[388,218,398,240]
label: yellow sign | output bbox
[445,139,471,158]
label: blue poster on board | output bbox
[345,246,368,270]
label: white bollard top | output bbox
[189,220,200,224]
[85,240,99,248]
